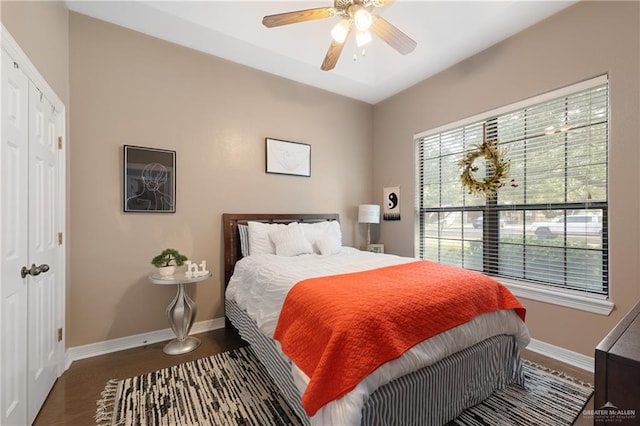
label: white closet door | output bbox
[26,81,59,424]
[1,49,29,426]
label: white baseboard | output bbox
[527,338,594,373]
[65,317,226,370]
[64,321,595,376]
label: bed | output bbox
[223,213,530,426]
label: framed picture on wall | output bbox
[123,145,176,213]
[383,186,401,221]
[265,138,311,177]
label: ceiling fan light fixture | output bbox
[261,0,417,71]
[356,30,372,47]
[353,6,372,31]
[331,19,350,43]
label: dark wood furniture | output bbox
[595,301,640,424]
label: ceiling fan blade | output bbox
[321,30,351,71]
[371,17,417,55]
[262,7,334,28]
[371,0,395,6]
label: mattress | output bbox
[226,298,523,426]
[225,247,530,425]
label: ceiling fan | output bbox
[262,0,417,71]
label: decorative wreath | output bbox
[458,140,516,197]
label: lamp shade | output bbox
[358,204,380,224]
[353,6,372,31]
[356,30,372,47]
[331,19,350,44]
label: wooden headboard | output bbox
[222,213,340,289]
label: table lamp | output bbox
[358,204,380,247]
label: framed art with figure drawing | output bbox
[124,145,176,213]
[265,138,311,177]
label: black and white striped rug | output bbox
[96,346,302,426]
[448,360,593,425]
[96,346,592,426]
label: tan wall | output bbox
[373,1,640,357]
[67,13,374,347]
[6,1,636,357]
[1,1,69,107]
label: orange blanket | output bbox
[273,260,525,416]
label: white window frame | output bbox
[414,75,613,315]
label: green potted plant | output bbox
[151,248,188,277]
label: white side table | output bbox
[149,271,212,355]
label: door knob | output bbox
[20,263,50,279]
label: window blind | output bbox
[415,77,608,296]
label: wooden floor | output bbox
[34,328,247,426]
[34,329,594,425]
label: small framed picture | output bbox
[367,244,384,254]
[383,186,401,221]
[266,138,311,177]
[124,145,176,213]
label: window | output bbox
[415,76,609,303]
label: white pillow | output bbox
[316,236,342,256]
[248,221,286,255]
[269,223,314,256]
[301,220,342,255]
[300,221,330,246]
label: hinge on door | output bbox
[58,136,63,150]
[58,232,63,245]
[58,328,63,342]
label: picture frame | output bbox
[383,186,401,221]
[123,145,176,213]
[367,244,385,254]
[265,138,311,177]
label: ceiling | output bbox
[65,0,576,104]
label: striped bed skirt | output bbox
[225,299,523,426]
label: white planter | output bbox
[157,266,176,277]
